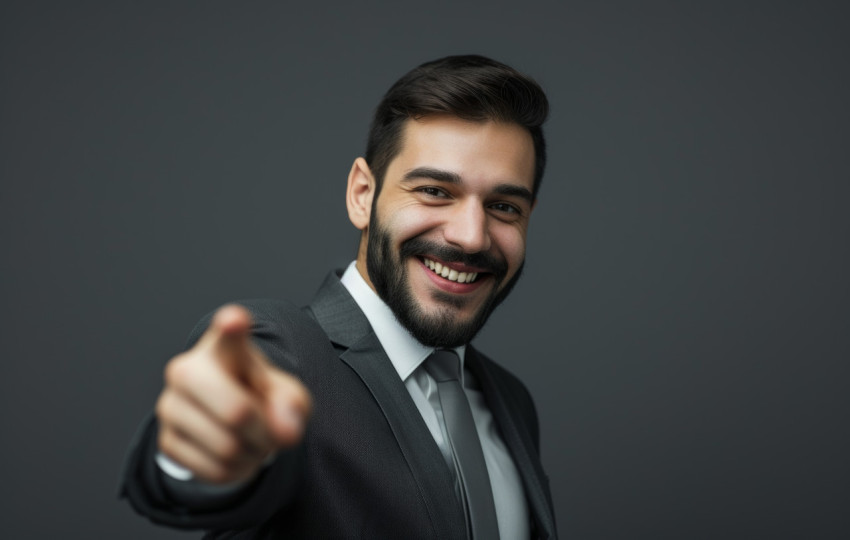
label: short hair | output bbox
[365,54,549,198]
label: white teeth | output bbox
[422,258,479,283]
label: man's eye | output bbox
[490,202,520,215]
[418,187,448,198]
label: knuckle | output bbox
[157,428,177,456]
[222,401,254,428]
[204,465,232,484]
[208,459,251,484]
[164,354,191,385]
[154,393,170,421]
[217,436,246,464]
[298,386,314,413]
[287,383,313,417]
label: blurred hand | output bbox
[156,305,311,484]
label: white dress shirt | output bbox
[159,262,530,539]
[340,262,529,540]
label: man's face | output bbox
[358,116,536,348]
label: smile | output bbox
[421,257,480,284]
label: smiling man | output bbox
[354,116,535,348]
[122,55,557,539]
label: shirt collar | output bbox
[340,261,466,381]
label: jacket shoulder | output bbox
[185,298,332,372]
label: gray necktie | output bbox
[426,350,500,540]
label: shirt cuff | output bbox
[155,452,268,504]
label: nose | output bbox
[442,200,491,253]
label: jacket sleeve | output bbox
[119,414,305,531]
[119,299,317,531]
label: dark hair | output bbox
[365,55,549,198]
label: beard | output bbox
[366,214,524,349]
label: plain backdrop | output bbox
[1,1,848,538]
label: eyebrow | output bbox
[403,167,462,185]
[402,167,534,204]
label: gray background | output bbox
[2,1,848,538]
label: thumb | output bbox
[261,368,312,448]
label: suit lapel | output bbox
[308,273,467,540]
[466,347,558,540]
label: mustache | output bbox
[399,237,508,278]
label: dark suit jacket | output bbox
[121,272,557,539]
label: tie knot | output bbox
[425,350,462,382]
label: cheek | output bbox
[380,204,444,241]
[491,227,527,268]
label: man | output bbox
[121,55,557,539]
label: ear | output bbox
[346,157,375,230]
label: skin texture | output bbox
[156,115,536,484]
[347,115,536,347]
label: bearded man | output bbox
[121,54,557,540]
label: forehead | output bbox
[390,116,536,191]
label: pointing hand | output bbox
[155,305,312,483]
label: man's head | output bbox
[365,55,548,199]
[346,55,549,348]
